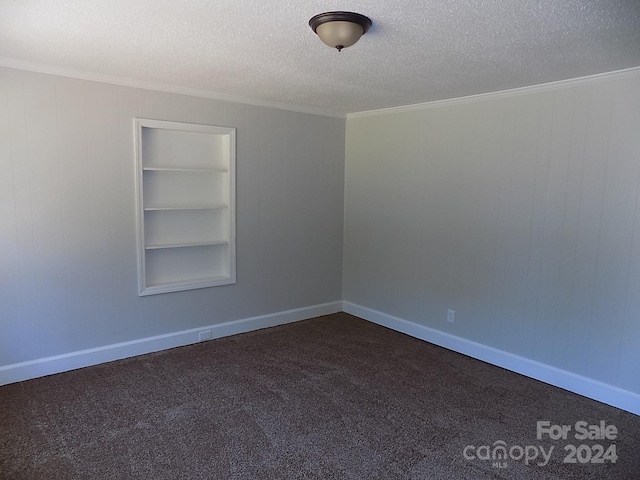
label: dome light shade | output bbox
[309,12,372,52]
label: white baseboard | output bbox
[3,299,637,416]
[342,301,640,416]
[0,301,342,386]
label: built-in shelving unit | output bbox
[134,118,236,295]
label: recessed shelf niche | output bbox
[134,118,236,295]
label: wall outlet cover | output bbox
[198,330,213,342]
[447,309,455,324]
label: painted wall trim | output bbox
[4,58,639,122]
[0,301,342,386]
[4,299,637,415]
[0,57,345,119]
[347,66,640,119]
[342,301,640,416]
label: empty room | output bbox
[1,2,639,479]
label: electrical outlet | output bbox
[447,309,455,324]
[198,330,212,342]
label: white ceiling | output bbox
[1,1,639,116]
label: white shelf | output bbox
[145,240,229,250]
[143,167,229,173]
[144,275,234,295]
[147,276,231,288]
[135,118,236,296]
[143,205,228,211]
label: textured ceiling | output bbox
[1,1,639,116]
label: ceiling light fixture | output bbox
[309,11,372,52]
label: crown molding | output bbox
[0,57,346,119]
[347,66,640,119]
[2,56,638,121]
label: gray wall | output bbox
[0,67,345,366]
[344,73,640,395]
[3,63,639,402]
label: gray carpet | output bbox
[1,313,638,479]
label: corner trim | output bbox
[0,301,342,386]
[0,57,346,119]
[347,66,640,119]
[342,301,640,416]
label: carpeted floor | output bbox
[1,313,638,479]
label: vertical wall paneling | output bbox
[2,70,38,363]
[532,89,568,364]
[56,76,95,350]
[84,81,120,341]
[344,71,640,396]
[112,85,145,338]
[598,77,640,391]
[233,103,262,314]
[0,68,23,364]
[24,72,68,358]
